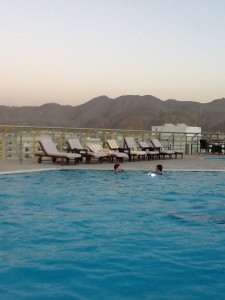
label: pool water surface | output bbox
[1,170,225,299]
[205,157,225,161]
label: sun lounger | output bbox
[67,138,107,164]
[36,138,81,165]
[138,141,160,160]
[103,139,129,162]
[87,142,128,163]
[150,138,183,159]
[124,137,146,161]
[106,139,132,162]
[107,139,140,162]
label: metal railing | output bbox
[0,125,209,161]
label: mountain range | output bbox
[0,95,225,132]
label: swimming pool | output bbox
[205,157,225,161]
[1,170,225,299]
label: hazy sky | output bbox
[1,0,225,106]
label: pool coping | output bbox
[1,155,225,175]
[1,168,225,176]
[0,168,59,175]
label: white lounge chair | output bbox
[107,139,133,162]
[150,138,183,159]
[124,137,146,161]
[107,139,140,162]
[67,138,107,164]
[138,141,160,160]
[105,139,129,162]
[36,138,81,165]
[88,142,128,163]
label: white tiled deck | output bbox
[0,155,225,174]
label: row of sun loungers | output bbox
[35,137,184,165]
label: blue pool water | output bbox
[1,170,225,300]
[205,157,225,161]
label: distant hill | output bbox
[0,95,225,132]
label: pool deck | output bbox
[0,154,225,174]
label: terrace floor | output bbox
[0,154,225,174]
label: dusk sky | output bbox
[1,0,225,106]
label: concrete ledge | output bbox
[0,155,225,174]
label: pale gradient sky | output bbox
[1,0,225,106]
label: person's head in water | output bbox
[114,163,124,172]
[155,164,163,175]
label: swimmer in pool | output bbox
[114,163,124,172]
[148,164,163,176]
[155,164,163,175]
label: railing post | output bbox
[2,130,6,160]
[19,127,23,163]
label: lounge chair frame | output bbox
[138,141,160,160]
[124,137,146,162]
[150,138,183,159]
[67,139,107,164]
[36,139,81,165]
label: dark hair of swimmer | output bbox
[114,163,120,170]
[156,164,163,172]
